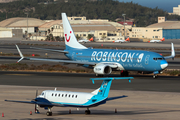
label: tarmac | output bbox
[1,85,180,120]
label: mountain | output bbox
[0,0,179,27]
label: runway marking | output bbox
[5,74,33,76]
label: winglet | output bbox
[15,45,24,63]
[164,43,175,60]
[171,42,175,59]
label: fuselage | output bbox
[149,40,162,43]
[38,90,106,107]
[65,48,168,72]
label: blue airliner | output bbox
[16,13,175,78]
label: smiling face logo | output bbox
[65,31,72,42]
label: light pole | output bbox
[122,14,126,40]
[25,12,29,39]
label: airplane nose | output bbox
[160,60,168,69]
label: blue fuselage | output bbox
[65,48,168,72]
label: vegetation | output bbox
[0,0,180,27]
[0,63,179,76]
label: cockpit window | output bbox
[153,58,164,60]
[41,92,44,96]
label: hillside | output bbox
[0,0,180,27]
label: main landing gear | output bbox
[121,70,129,77]
[95,74,104,77]
[153,74,158,79]
[85,108,91,115]
[46,107,52,116]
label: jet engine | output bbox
[93,64,112,75]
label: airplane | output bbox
[113,37,130,43]
[5,77,133,116]
[15,13,175,78]
[78,37,93,43]
[148,38,165,43]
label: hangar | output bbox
[147,21,180,39]
[0,17,45,34]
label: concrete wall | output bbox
[0,31,12,38]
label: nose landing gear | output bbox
[85,108,91,115]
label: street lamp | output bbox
[25,12,29,39]
[122,14,126,40]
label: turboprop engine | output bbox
[93,64,112,75]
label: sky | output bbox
[118,0,180,12]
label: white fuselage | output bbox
[38,90,94,105]
[78,39,90,43]
[114,40,127,43]
[149,40,162,43]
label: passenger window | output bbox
[59,94,60,97]
[55,94,57,96]
[72,95,74,98]
[52,93,54,96]
[69,95,71,97]
[62,94,64,97]
[75,95,77,98]
[65,94,67,97]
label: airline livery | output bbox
[16,13,175,78]
[5,77,133,116]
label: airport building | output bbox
[130,17,180,40]
[38,18,128,41]
[173,5,180,16]
[0,17,46,38]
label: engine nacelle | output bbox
[93,64,112,75]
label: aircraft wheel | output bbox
[95,74,104,77]
[85,110,91,115]
[153,75,158,79]
[46,112,52,116]
[121,71,129,77]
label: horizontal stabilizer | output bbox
[90,77,134,84]
[106,95,128,101]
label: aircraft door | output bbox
[72,52,75,60]
[145,55,150,65]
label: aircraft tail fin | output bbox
[89,37,93,42]
[90,77,133,98]
[62,13,87,50]
[161,38,165,41]
[125,37,130,41]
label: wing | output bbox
[30,47,68,53]
[106,95,128,101]
[16,45,96,66]
[5,98,65,107]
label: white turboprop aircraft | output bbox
[113,37,130,43]
[148,38,165,43]
[5,77,133,116]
